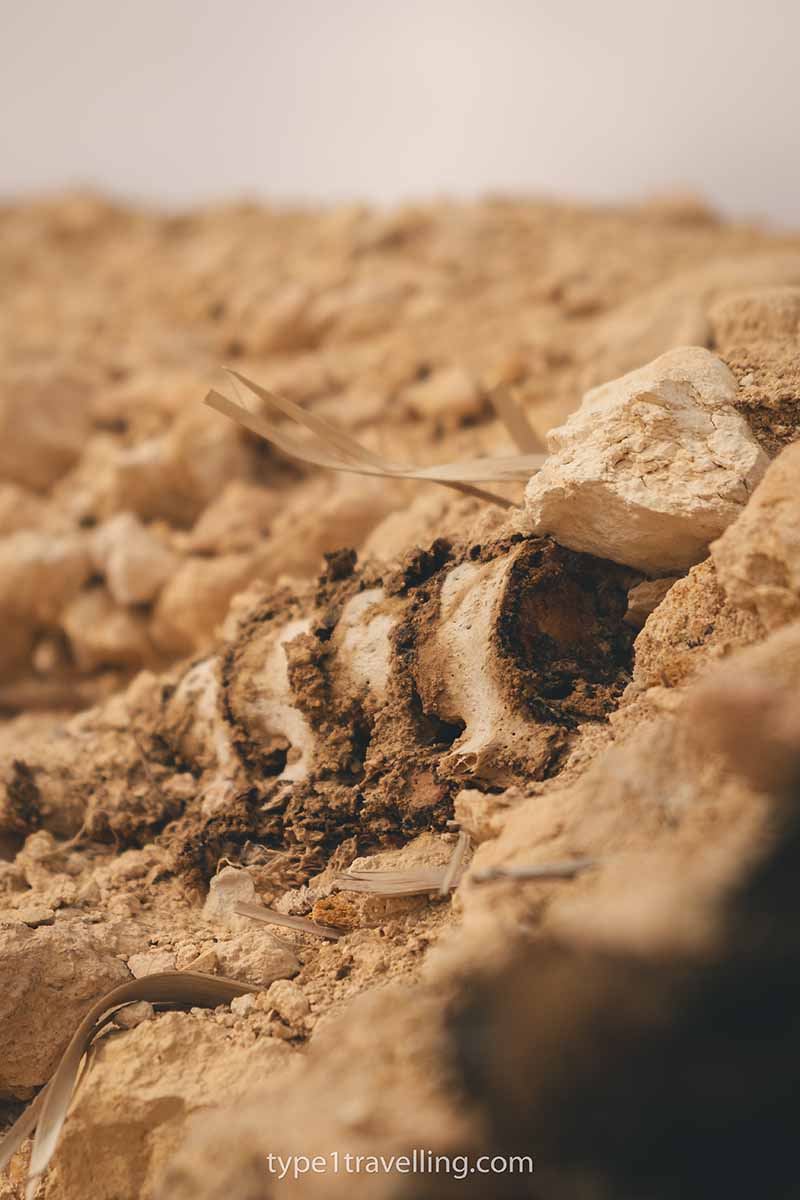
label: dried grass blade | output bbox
[234,901,342,940]
[205,371,545,499]
[471,857,597,884]
[489,384,547,454]
[439,831,470,897]
[335,866,465,896]
[7,972,254,1200]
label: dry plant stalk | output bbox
[203,369,546,509]
[0,972,256,1199]
[335,867,461,896]
[471,857,598,884]
[234,901,342,940]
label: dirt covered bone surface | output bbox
[1,530,636,886]
[2,192,800,1200]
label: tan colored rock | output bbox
[709,286,800,455]
[127,949,178,978]
[0,484,52,536]
[112,1000,155,1029]
[214,928,300,987]
[44,1012,292,1200]
[0,531,91,625]
[0,364,93,490]
[625,577,680,629]
[524,347,769,574]
[403,365,484,428]
[265,978,310,1025]
[711,442,800,631]
[62,586,155,670]
[632,558,765,693]
[92,512,177,605]
[0,922,129,1098]
[583,254,800,388]
[187,481,280,554]
[150,553,258,655]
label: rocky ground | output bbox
[1,191,799,1199]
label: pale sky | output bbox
[1,0,797,224]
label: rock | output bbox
[709,286,800,454]
[202,867,257,932]
[0,484,52,535]
[230,993,256,1017]
[0,922,130,1098]
[0,531,91,625]
[188,482,280,554]
[453,787,523,844]
[583,254,800,389]
[62,586,155,670]
[112,1000,155,1029]
[523,347,769,575]
[631,559,765,694]
[150,553,258,656]
[265,978,310,1025]
[92,512,177,605]
[625,577,680,629]
[711,442,800,631]
[0,364,93,490]
[403,366,484,428]
[127,949,177,978]
[44,1012,292,1200]
[214,928,300,987]
[16,904,55,926]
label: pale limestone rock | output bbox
[127,949,178,978]
[230,992,256,1017]
[112,1000,155,1029]
[214,928,300,987]
[0,365,93,490]
[524,347,769,575]
[711,442,800,631]
[62,586,154,670]
[202,866,257,932]
[266,978,310,1025]
[0,922,130,1098]
[92,512,177,605]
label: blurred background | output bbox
[1,0,797,223]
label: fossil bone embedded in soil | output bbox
[1,192,800,1200]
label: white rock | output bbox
[92,512,177,605]
[112,1000,155,1029]
[202,866,257,931]
[230,993,256,1017]
[265,978,310,1025]
[127,949,177,978]
[523,347,769,575]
